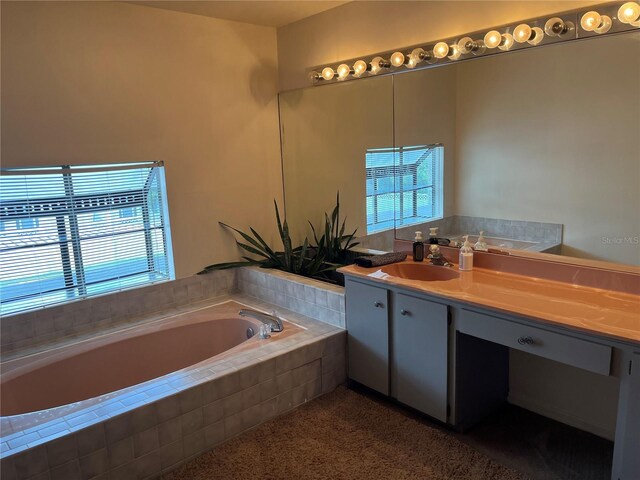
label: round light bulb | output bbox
[514,24,532,43]
[528,27,544,45]
[308,71,321,84]
[595,15,612,33]
[544,17,574,37]
[337,64,351,81]
[581,11,601,31]
[632,19,640,26]
[353,60,367,77]
[370,56,386,75]
[471,39,486,55]
[321,67,335,81]
[407,47,427,68]
[618,2,640,23]
[433,42,449,59]
[390,51,405,67]
[457,36,474,54]
[447,44,462,60]
[498,33,515,51]
[484,30,502,49]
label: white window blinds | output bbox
[0,162,174,315]
[366,144,444,234]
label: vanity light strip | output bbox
[308,1,639,84]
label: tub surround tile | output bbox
[157,418,181,447]
[78,448,108,479]
[107,437,134,469]
[1,291,347,479]
[180,409,204,437]
[155,396,181,424]
[235,267,346,328]
[46,436,77,468]
[130,405,157,435]
[13,446,48,479]
[178,387,203,415]
[182,429,205,459]
[202,401,223,427]
[159,440,183,470]
[133,427,159,459]
[104,414,133,446]
[49,459,81,480]
[74,425,105,457]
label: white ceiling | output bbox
[127,1,349,28]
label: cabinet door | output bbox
[612,352,640,480]
[345,279,389,395]
[393,293,448,422]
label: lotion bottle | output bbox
[459,235,474,271]
[429,227,439,245]
[413,231,424,262]
[474,231,488,251]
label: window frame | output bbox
[365,144,444,234]
[0,162,174,315]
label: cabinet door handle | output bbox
[374,302,383,308]
[400,309,410,316]
[517,336,534,345]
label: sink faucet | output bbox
[238,309,284,332]
[427,244,453,267]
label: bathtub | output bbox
[1,300,302,418]
[0,289,346,480]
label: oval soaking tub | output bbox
[0,300,299,417]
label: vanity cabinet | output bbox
[392,293,448,422]
[345,279,389,395]
[342,265,640,480]
[345,279,449,421]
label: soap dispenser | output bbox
[459,235,474,271]
[413,231,425,262]
[474,231,488,252]
[429,227,439,245]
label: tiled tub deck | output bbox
[0,285,347,480]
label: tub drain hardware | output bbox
[247,327,255,338]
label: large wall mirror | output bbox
[278,32,639,267]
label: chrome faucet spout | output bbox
[427,244,453,267]
[238,309,284,332]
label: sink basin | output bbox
[380,263,460,281]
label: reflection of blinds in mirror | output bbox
[366,145,443,234]
[0,162,174,315]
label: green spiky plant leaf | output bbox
[198,193,359,284]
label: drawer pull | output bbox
[400,309,410,316]
[374,302,383,308]
[517,336,535,345]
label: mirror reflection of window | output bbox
[366,144,443,234]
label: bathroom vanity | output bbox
[339,260,640,480]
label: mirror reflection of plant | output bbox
[198,193,358,281]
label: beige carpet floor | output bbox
[164,386,526,480]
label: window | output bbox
[0,162,174,315]
[366,144,443,234]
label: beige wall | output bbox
[279,76,393,244]
[394,67,457,220]
[277,1,599,91]
[455,34,640,266]
[1,1,283,278]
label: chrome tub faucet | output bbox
[238,309,284,332]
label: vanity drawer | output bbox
[457,309,612,376]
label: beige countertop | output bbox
[339,261,640,345]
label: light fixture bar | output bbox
[307,1,639,85]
